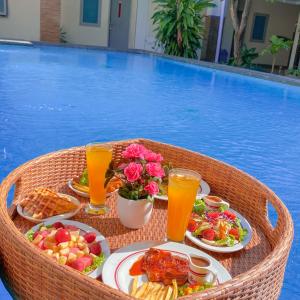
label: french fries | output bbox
[130,278,179,300]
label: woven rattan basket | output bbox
[0,139,293,300]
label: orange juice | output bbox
[86,144,112,207]
[167,169,201,242]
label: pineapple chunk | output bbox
[77,242,86,250]
[76,250,84,258]
[70,230,80,237]
[39,226,48,232]
[52,246,59,253]
[83,247,90,255]
[59,248,70,256]
[48,230,57,239]
[43,249,53,256]
[58,256,67,265]
[71,235,77,242]
[68,241,75,248]
[58,242,69,249]
[32,234,43,245]
[67,253,77,263]
[77,236,85,243]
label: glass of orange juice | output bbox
[85,143,113,215]
[167,168,201,242]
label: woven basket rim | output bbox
[0,138,294,299]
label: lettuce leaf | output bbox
[238,227,248,242]
[79,169,89,186]
[27,229,35,242]
[193,198,206,215]
[83,253,105,274]
[216,235,235,247]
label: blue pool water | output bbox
[0,44,299,299]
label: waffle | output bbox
[20,188,78,219]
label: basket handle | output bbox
[265,196,293,247]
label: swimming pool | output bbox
[0,44,299,299]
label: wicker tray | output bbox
[0,139,293,300]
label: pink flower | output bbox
[144,181,159,196]
[144,150,163,162]
[124,162,143,182]
[146,162,165,178]
[122,144,147,159]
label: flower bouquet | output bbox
[106,143,165,228]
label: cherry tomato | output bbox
[55,228,71,243]
[223,210,236,220]
[89,242,102,255]
[187,220,198,232]
[202,228,216,241]
[207,212,220,219]
[52,222,64,229]
[84,232,96,243]
[229,228,239,239]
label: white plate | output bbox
[17,193,81,224]
[68,180,118,198]
[26,220,110,279]
[68,180,89,198]
[185,208,252,253]
[102,241,231,295]
[155,180,210,201]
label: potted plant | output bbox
[106,143,165,229]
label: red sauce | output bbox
[129,257,144,276]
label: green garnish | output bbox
[79,169,89,186]
[216,235,235,247]
[193,198,206,214]
[83,253,105,274]
[238,227,248,242]
[27,229,35,242]
[178,282,213,296]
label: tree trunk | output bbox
[271,56,276,73]
[176,0,183,51]
[229,0,252,64]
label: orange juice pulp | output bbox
[167,174,200,242]
[86,145,112,206]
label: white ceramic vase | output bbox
[116,193,153,229]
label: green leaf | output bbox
[26,229,35,242]
[83,253,105,274]
[152,0,215,58]
[79,168,89,186]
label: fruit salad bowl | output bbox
[0,139,293,300]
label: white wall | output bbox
[0,0,40,41]
[61,0,110,47]
[221,0,300,66]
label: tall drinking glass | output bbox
[167,168,201,242]
[85,143,113,215]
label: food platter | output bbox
[155,180,210,201]
[185,208,252,253]
[26,220,110,279]
[68,179,121,198]
[17,193,81,224]
[102,241,232,295]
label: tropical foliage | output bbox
[261,35,293,73]
[228,45,259,68]
[152,0,215,59]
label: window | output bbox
[80,0,101,26]
[0,0,7,16]
[251,14,269,42]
